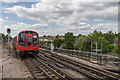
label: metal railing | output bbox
[39,46,120,67]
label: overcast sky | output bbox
[0,0,119,37]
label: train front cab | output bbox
[17,31,39,56]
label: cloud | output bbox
[92,23,118,33]
[6,1,118,25]
[1,22,118,37]
[3,11,9,13]
[0,18,2,24]
[52,23,118,35]
[5,16,8,19]
[2,1,118,36]
[3,0,17,3]
[2,0,120,3]
[1,22,49,36]
[0,18,5,24]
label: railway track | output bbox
[22,55,74,80]
[39,48,120,80]
[35,54,75,79]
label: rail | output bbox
[35,55,75,79]
[39,48,120,80]
[22,55,73,80]
[40,46,120,67]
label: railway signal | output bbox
[7,28,11,33]
[7,28,11,55]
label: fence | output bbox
[40,46,120,67]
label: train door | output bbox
[26,34,33,50]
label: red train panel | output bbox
[13,30,39,56]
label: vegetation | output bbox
[104,31,116,44]
[53,30,119,56]
[0,33,6,40]
[53,38,63,48]
[0,33,13,40]
[117,33,120,54]
[43,35,53,37]
[40,41,51,46]
[0,33,2,40]
[60,32,75,49]
[74,36,86,50]
[40,30,119,56]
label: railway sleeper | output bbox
[38,66,53,79]
[36,73,44,77]
[34,70,42,74]
[36,76,46,79]
[57,55,119,79]
[40,51,106,80]
[35,55,73,80]
[37,54,75,79]
[44,51,119,80]
[32,60,64,79]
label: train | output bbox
[13,30,39,56]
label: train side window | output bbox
[33,33,38,47]
[19,32,26,47]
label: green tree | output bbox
[83,36,93,51]
[104,31,116,44]
[108,44,117,53]
[0,33,2,40]
[77,34,82,38]
[56,34,59,38]
[48,35,50,37]
[98,37,110,53]
[117,33,120,53]
[43,35,46,37]
[117,33,120,39]
[89,30,116,53]
[53,38,63,48]
[60,32,75,49]
[89,30,103,42]
[0,33,6,40]
[74,36,86,50]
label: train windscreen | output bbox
[26,31,32,34]
[33,33,38,47]
[27,36,31,46]
[19,32,26,47]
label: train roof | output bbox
[19,30,38,34]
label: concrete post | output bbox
[51,43,54,52]
[91,42,92,61]
[8,33,10,56]
[96,42,97,63]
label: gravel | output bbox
[1,42,32,78]
[55,52,119,71]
